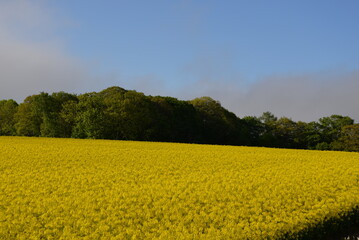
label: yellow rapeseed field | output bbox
[0,136,358,239]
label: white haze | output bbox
[177,54,359,122]
[0,0,99,102]
[0,1,358,123]
[188,71,359,122]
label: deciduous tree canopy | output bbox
[0,86,357,152]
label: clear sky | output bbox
[1,0,358,122]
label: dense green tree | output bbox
[51,91,78,104]
[315,115,354,150]
[72,93,107,139]
[115,90,154,140]
[331,124,359,152]
[257,112,278,147]
[270,117,298,148]
[36,93,62,137]
[98,87,156,140]
[241,116,265,146]
[259,111,278,124]
[51,92,79,137]
[59,100,78,137]
[98,86,128,139]
[190,97,244,145]
[318,115,354,142]
[149,96,200,143]
[292,121,311,149]
[15,93,61,137]
[1,86,358,152]
[304,121,322,149]
[0,99,18,136]
[15,95,42,136]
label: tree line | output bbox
[0,86,358,152]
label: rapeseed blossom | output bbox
[0,137,358,239]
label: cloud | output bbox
[237,71,359,122]
[0,0,98,102]
[179,68,359,122]
[176,52,359,122]
[176,51,247,98]
[1,1,357,123]
[0,0,169,102]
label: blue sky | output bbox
[0,0,358,121]
[55,1,359,80]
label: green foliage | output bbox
[1,86,358,152]
[0,99,18,136]
[149,96,200,143]
[14,92,79,138]
[292,121,310,149]
[99,87,128,139]
[271,117,299,148]
[331,124,359,152]
[100,87,156,140]
[318,115,354,143]
[59,100,78,137]
[259,111,278,124]
[15,95,42,136]
[304,121,322,149]
[50,92,78,138]
[72,93,107,139]
[241,116,262,143]
[315,142,331,150]
[190,97,244,145]
[120,91,155,140]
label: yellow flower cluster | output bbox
[0,137,358,239]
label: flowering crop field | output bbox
[0,137,358,239]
